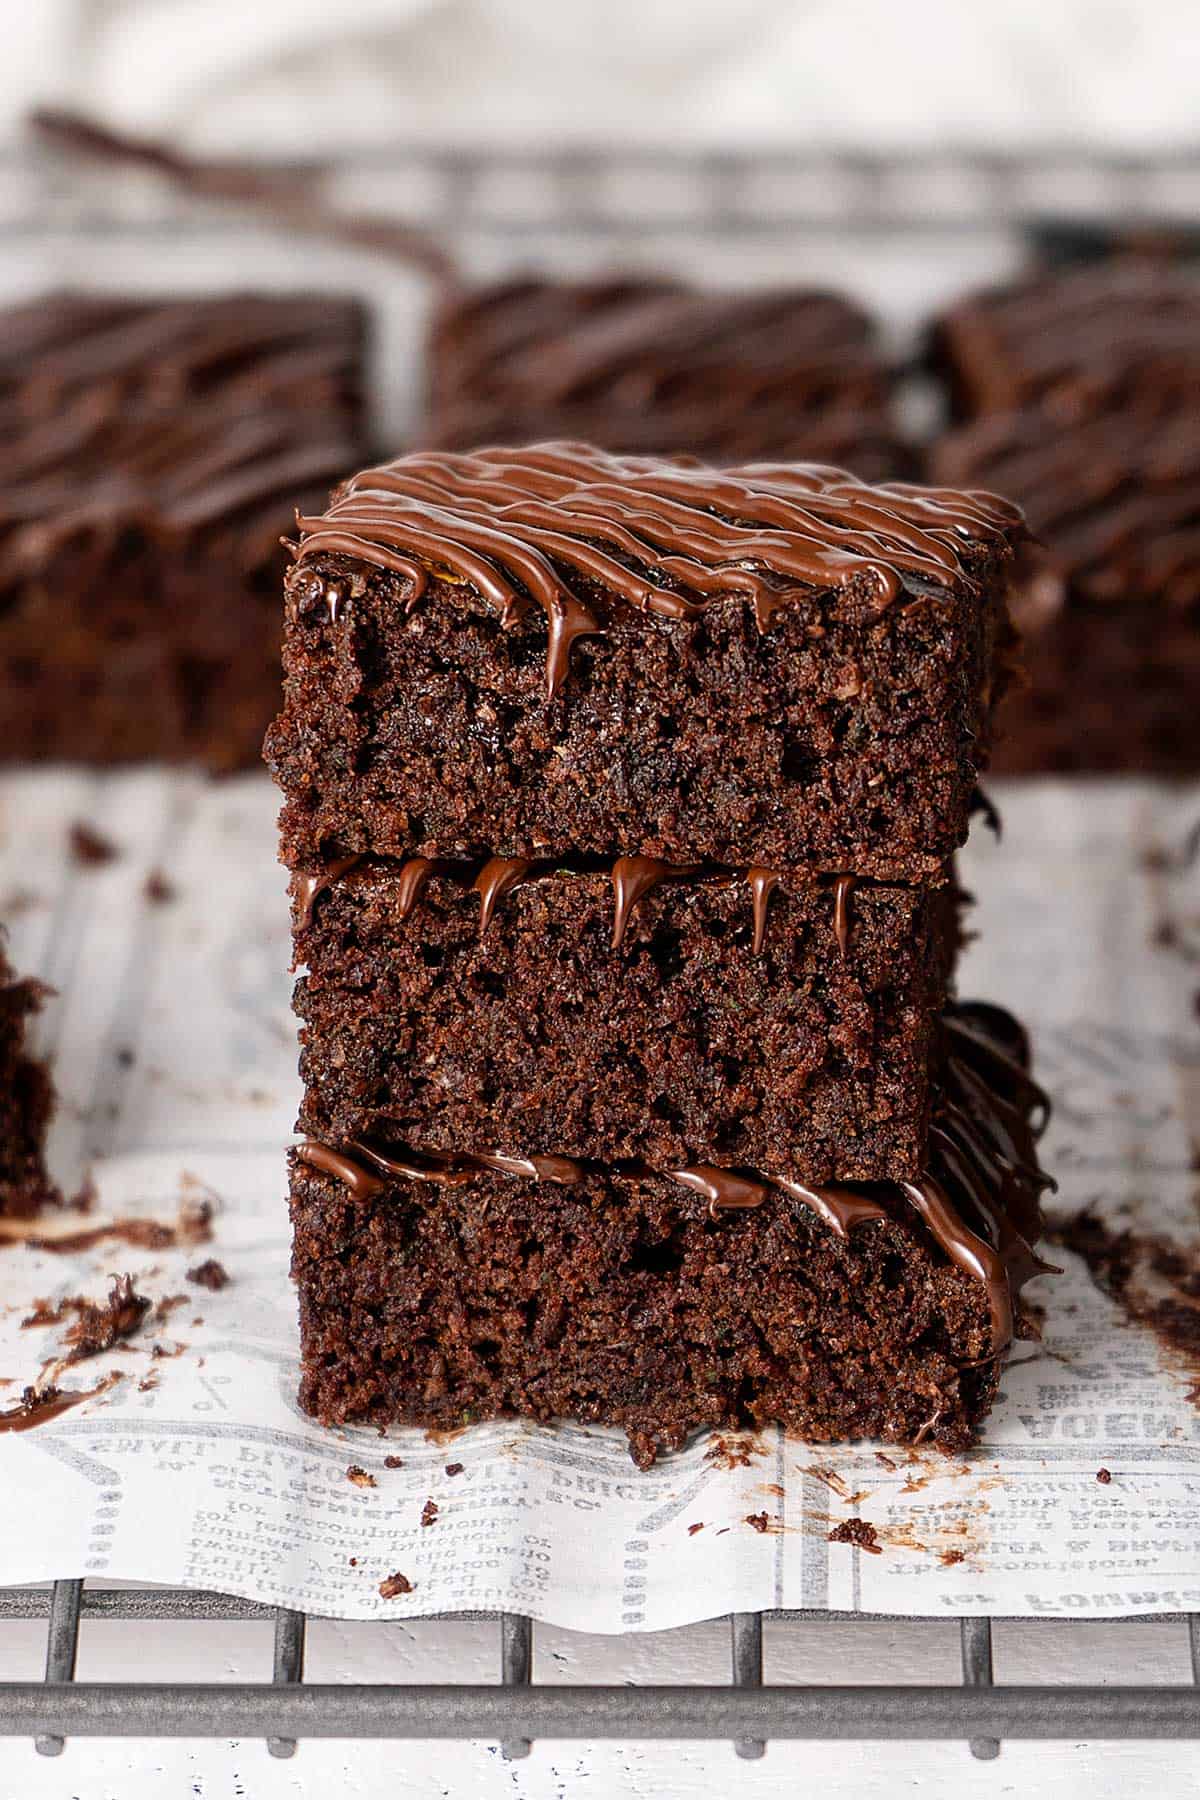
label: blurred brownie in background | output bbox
[931,257,1200,773]
[0,292,369,769]
[422,276,910,476]
[0,940,55,1217]
[929,258,1200,422]
[934,402,1200,774]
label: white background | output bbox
[0,1,1194,151]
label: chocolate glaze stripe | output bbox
[290,850,872,956]
[292,443,1025,697]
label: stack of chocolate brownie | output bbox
[267,442,1053,1467]
[422,277,910,479]
[930,259,1200,772]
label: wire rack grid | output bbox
[0,1584,1198,1761]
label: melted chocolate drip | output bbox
[294,855,363,929]
[746,867,780,955]
[611,856,700,949]
[900,1175,1013,1350]
[665,1165,773,1217]
[395,856,438,920]
[298,1138,583,1190]
[474,856,534,936]
[293,850,884,965]
[773,1177,889,1239]
[832,874,855,957]
[470,1151,584,1185]
[296,1138,384,1198]
[292,444,1025,699]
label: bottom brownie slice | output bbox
[289,1002,1052,1466]
[0,941,55,1217]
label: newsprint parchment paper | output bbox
[0,770,1197,1630]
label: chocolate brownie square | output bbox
[421,274,910,478]
[0,292,369,769]
[289,1001,1052,1466]
[932,404,1200,773]
[0,941,55,1217]
[930,259,1200,421]
[266,444,1024,879]
[292,855,958,1183]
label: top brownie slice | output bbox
[267,443,1024,877]
[931,259,1200,421]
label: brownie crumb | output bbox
[1055,1211,1200,1405]
[828,1518,882,1554]
[444,1461,464,1478]
[420,1499,438,1527]
[176,1184,216,1245]
[687,1522,704,1536]
[383,1454,404,1470]
[21,1296,74,1329]
[346,1464,376,1489]
[143,868,176,905]
[744,1511,770,1534]
[186,1258,229,1291]
[62,1275,150,1362]
[939,1548,966,1566]
[69,822,117,866]
[379,1571,414,1598]
[1097,1467,1113,1484]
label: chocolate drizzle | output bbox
[611,856,701,949]
[294,855,363,929]
[291,444,1025,699]
[295,1001,1051,1357]
[395,856,438,920]
[746,867,780,955]
[832,874,855,957]
[475,857,533,937]
[293,848,873,961]
[665,1166,773,1215]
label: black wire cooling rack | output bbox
[1,1584,1197,1761]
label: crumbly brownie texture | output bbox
[933,405,1200,773]
[930,259,1200,420]
[293,855,957,1182]
[0,943,55,1217]
[0,292,368,769]
[266,444,1024,878]
[290,1002,1052,1466]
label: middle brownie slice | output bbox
[293,853,957,1185]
